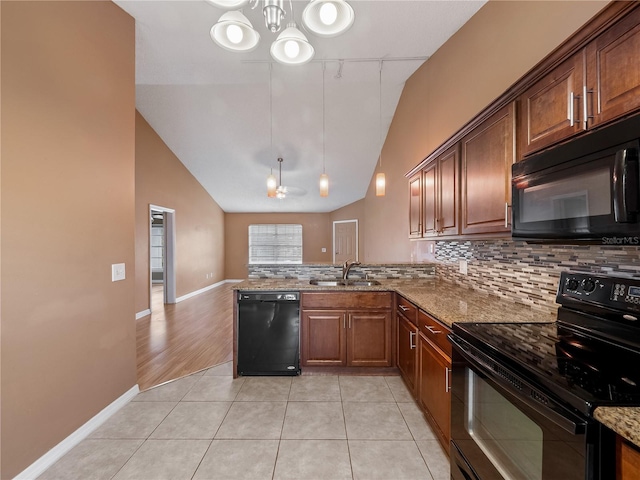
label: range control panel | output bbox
[557,271,640,314]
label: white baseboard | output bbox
[135,309,151,320]
[14,384,139,480]
[175,279,241,303]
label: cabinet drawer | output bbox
[417,310,452,357]
[396,295,417,325]
[302,292,392,310]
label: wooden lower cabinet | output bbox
[617,435,640,479]
[301,310,346,366]
[418,332,451,453]
[397,312,418,395]
[300,292,393,369]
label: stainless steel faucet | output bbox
[342,260,361,280]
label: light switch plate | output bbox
[321,248,327,253]
[112,263,126,282]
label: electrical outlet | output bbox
[322,247,327,253]
[459,259,468,275]
[111,263,126,282]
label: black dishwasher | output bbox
[237,291,300,376]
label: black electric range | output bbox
[449,271,640,480]
[453,271,640,417]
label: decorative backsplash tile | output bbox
[431,240,640,313]
[248,263,436,280]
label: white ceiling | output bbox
[115,0,486,212]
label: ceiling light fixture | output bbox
[319,62,329,197]
[267,64,277,198]
[302,0,355,38]
[207,0,354,65]
[376,60,386,197]
[275,157,288,199]
[210,10,260,52]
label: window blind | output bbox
[248,224,303,264]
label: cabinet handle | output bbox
[504,202,511,229]
[409,331,416,349]
[343,314,346,329]
[568,91,574,127]
[348,314,352,329]
[583,85,594,130]
[445,367,451,393]
[425,325,442,335]
[399,305,409,312]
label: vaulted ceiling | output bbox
[115,0,486,212]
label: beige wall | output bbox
[225,213,332,278]
[135,112,226,312]
[1,2,136,478]
[330,199,366,262]
[363,0,609,263]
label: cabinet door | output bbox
[587,7,640,128]
[461,103,514,235]
[518,51,585,157]
[409,173,422,238]
[422,162,438,237]
[397,314,418,395]
[347,310,392,367]
[617,435,640,479]
[301,310,346,366]
[438,145,459,236]
[418,333,451,453]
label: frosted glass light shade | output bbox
[205,0,252,10]
[210,11,260,52]
[319,173,329,197]
[270,23,315,65]
[267,173,277,197]
[376,172,386,196]
[302,0,355,38]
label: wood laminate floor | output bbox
[136,283,234,391]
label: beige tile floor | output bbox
[38,363,449,480]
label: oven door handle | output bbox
[450,335,587,435]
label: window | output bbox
[249,224,302,264]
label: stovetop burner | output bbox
[452,271,640,416]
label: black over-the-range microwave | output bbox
[511,114,640,244]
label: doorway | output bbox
[333,219,358,264]
[149,204,176,310]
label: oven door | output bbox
[450,335,612,480]
[511,140,639,243]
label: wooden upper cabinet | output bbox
[408,173,422,238]
[422,145,459,238]
[518,51,586,157]
[587,7,640,127]
[461,103,514,235]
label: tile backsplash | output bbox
[248,263,436,279]
[430,240,640,313]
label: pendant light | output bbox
[376,60,386,197]
[266,64,277,197]
[302,0,355,38]
[319,62,329,197]
[210,10,260,52]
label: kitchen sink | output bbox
[308,279,381,287]
[309,279,346,286]
[345,280,381,286]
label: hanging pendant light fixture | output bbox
[319,62,329,197]
[302,0,355,38]
[266,64,277,198]
[375,61,386,197]
[376,60,386,197]
[275,158,288,199]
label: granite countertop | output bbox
[594,407,640,447]
[233,278,556,327]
